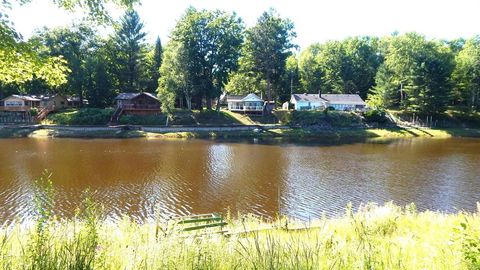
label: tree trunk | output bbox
[206,98,212,110]
[266,79,272,102]
[216,96,221,112]
[186,95,192,111]
[78,88,84,108]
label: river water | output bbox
[0,137,479,223]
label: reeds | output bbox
[0,174,479,269]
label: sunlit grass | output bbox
[1,201,480,269]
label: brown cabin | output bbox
[40,94,69,110]
[111,92,161,122]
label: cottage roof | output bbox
[115,92,159,101]
[67,96,82,102]
[225,94,247,102]
[321,94,366,105]
[39,94,67,101]
[225,93,263,102]
[2,95,41,102]
[242,93,263,102]
[291,94,326,103]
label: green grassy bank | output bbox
[45,108,240,126]
[1,203,480,269]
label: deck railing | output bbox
[119,104,161,110]
[0,106,32,112]
[229,105,263,111]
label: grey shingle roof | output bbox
[321,94,366,105]
[291,94,326,103]
[225,94,247,101]
[2,95,41,102]
[115,92,159,101]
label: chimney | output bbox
[318,89,322,98]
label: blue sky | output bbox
[9,0,480,49]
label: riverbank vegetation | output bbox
[1,176,480,269]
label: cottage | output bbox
[289,93,366,111]
[67,97,88,108]
[0,95,40,112]
[224,93,265,114]
[39,94,69,110]
[111,92,161,122]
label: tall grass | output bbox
[1,175,480,269]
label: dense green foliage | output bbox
[0,0,137,91]
[159,8,244,111]
[299,37,381,99]
[225,9,296,103]
[112,9,147,92]
[452,37,480,111]
[363,109,389,124]
[370,33,455,115]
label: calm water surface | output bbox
[0,137,479,223]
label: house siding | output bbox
[294,101,325,111]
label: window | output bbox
[5,100,23,107]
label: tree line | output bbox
[1,1,480,115]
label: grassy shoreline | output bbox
[1,125,480,140]
[1,203,479,269]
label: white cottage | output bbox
[289,93,366,111]
[39,94,69,110]
[226,93,264,114]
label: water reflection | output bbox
[0,137,479,223]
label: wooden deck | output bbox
[0,106,32,112]
[120,104,161,111]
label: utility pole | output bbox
[290,70,293,96]
[400,82,404,103]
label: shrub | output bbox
[273,110,293,125]
[363,109,389,124]
[119,114,166,125]
[30,108,38,117]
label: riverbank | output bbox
[1,203,478,269]
[1,125,480,140]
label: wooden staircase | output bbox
[110,107,123,124]
[36,106,53,122]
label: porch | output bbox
[118,104,161,111]
[0,106,32,112]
